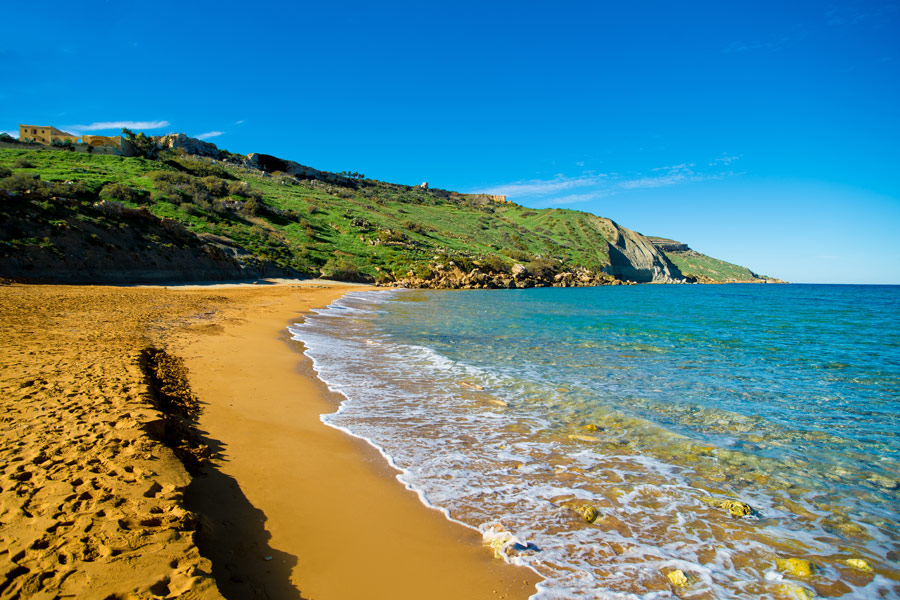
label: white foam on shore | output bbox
[288,290,897,600]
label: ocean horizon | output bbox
[290,284,900,599]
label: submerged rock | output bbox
[842,558,873,573]
[582,506,600,523]
[776,557,816,578]
[776,583,816,599]
[666,569,690,587]
[702,496,754,518]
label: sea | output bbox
[288,284,900,599]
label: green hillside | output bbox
[0,139,772,286]
[664,250,766,283]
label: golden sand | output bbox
[0,281,538,599]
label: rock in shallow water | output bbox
[582,506,600,523]
[842,557,873,573]
[776,557,816,578]
[666,569,690,587]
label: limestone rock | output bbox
[155,133,222,159]
[703,496,754,518]
[776,583,816,599]
[842,558,873,573]
[604,220,685,283]
[776,557,816,577]
[582,506,600,523]
[667,569,690,587]
[511,263,528,279]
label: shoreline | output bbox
[0,281,539,599]
[166,282,540,599]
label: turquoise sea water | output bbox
[289,285,900,599]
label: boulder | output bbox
[155,133,222,158]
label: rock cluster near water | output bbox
[380,261,635,289]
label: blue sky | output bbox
[3,1,899,283]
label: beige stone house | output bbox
[18,124,79,145]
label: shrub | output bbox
[166,157,233,179]
[0,166,11,179]
[403,219,427,234]
[100,182,148,203]
[481,254,507,273]
[122,128,159,159]
[526,257,558,279]
[320,257,363,281]
[14,158,35,169]
[0,173,42,195]
[200,176,229,197]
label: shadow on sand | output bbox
[185,462,306,600]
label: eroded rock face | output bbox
[604,222,685,283]
[155,134,222,159]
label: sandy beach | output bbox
[0,281,539,600]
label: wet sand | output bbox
[0,281,538,600]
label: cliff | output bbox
[0,136,771,286]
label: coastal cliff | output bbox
[0,135,774,285]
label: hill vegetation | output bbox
[0,136,775,286]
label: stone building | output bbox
[18,124,78,145]
[81,135,122,149]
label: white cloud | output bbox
[66,120,171,133]
[234,119,245,124]
[194,131,224,140]
[709,154,741,166]
[474,157,738,206]
[1,131,18,138]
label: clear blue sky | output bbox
[3,1,898,283]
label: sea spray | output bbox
[290,285,900,599]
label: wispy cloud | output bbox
[723,34,792,54]
[234,119,245,125]
[194,131,224,140]
[474,158,740,207]
[66,120,171,133]
[1,131,18,138]
[709,154,741,166]
[826,3,898,26]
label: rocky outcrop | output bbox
[604,222,685,283]
[244,153,353,185]
[154,134,224,159]
[378,262,629,289]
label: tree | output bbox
[121,128,159,159]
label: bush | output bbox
[14,158,35,169]
[0,173,42,195]
[526,257,558,279]
[122,128,160,159]
[403,219,427,234]
[480,254,507,273]
[50,139,75,151]
[321,257,363,281]
[100,182,148,203]
[199,176,229,197]
[0,166,11,179]
[165,157,233,179]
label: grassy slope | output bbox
[664,250,763,282]
[0,145,764,283]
